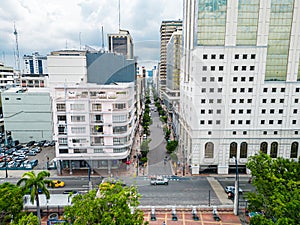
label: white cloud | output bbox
[0,0,182,70]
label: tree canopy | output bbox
[0,182,24,224]
[17,170,53,224]
[63,181,147,225]
[246,153,300,224]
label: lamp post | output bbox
[233,157,239,215]
[4,153,8,178]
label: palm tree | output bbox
[17,170,53,224]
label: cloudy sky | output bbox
[0,0,183,70]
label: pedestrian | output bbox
[162,221,166,225]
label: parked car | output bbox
[30,159,38,167]
[49,180,65,188]
[37,140,47,147]
[26,141,35,147]
[31,147,41,153]
[225,186,243,194]
[27,150,36,156]
[150,175,169,185]
[49,140,56,147]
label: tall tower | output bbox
[180,0,300,175]
[13,24,20,71]
[159,20,182,98]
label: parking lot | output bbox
[0,140,56,171]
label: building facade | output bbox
[52,83,136,174]
[108,29,134,60]
[23,52,48,75]
[0,62,16,89]
[180,0,300,174]
[159,20,182,98]
[1,87,53,143]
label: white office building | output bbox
[180,0,300,174]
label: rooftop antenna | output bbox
[118,0,120,31]
[65,40,68,49]
[13,23,20,71]
[101,26,104,50]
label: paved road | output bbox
[147,109,173,176]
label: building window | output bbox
[231,109,236,114]
[274,131,278,135]
[295,99,299,103]
[218,88,222,93]
[210,77,215,82]
[279,109,283,114]
[263,88,268,93]
[250,66,255,71]
[270,142,278,158]
[113,103,126,110]
[281,88,285,92]
[231,120,235,125]
[241,77,246,82]
[216,120,221,125]
[249,77,254,82]
[248,88,253,93]
[229,142,237,158]
[240,88,245,93]
[112,114,127,123]
[240,99,244,104]
[280,99,284,103]
[243,131,247,135]
[203,54,208,59]
[208,120,213,124]
[57,103,66,111]
[209,99,214,103]
[260,142,268,154]
[202,77,207,82]
[262,109,266,114]
[201,109,205,114]
[200,120,205,124]
[278,120,282,124]
[235,54,239,59]
[234,66,238,71]
[209,88,214,93]
[218,77,223,82]
[203,66,207,71]
[251,54,256,59]
[208,109,213,114]
[92,103,102,111]
[201,99,206,103]
[202,88,206,93]
[204,142,214,158]
[232,99,236,103]
[246,109,251,114]
[233,77,238,82]
[216,109,221,114]
[270,109,275,114]
[243,54,247,59]
[71,116,85,122]
[220,54,224,59]
[269,120,274,124]
[113,125,127,134]
[70,104,85,111]
[262,99,267,103]
[232,131,236,135]
[292,120,297,124]
[242,66,246,71]
[240,142,248,158]
[211,54,216,59]
[208,131,212,135]
[94,125,103,133]
[239,109,243,114]
[219,66,224,71]
[71,127,86,134]
[246,120,251,125]
[296,88,300,92]
[217,99,222,103]
[263,131,267,135]
[293,109,297,114]
[290,142,298,158]
[233,88,237,93]
[271,99,276,103]
[247,99,252,103]
[261,120,265,124]
[211,66,215,71]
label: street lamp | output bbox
[4,153,8,178]
[233,157,239,215]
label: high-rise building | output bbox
[23,52,48,75]
[159,20,182,97]
[181,0,300,175]
[108,29,134,59]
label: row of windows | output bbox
[202,77,223,82]
[202,65,256,71]
[202,54,256,60]
[233,65,255,71]
[204,141,299,159]
[200,119,297,125]
[200,108,297,115]
[232,87,253,93]
[201,88,223,93]
[57,103,128,112]
[202,130,299,136]
[233,77,254,82]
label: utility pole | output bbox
[233,157,239,215]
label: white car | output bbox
[225,186,243,194]
[150,176,169,185]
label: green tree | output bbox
[0,182,24,224]
[166,140,178,154]
[246,153,300,224]
[64,181,147,225]
[17,171,53,224]
[12,213,39,225]
[140,140,150,158]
